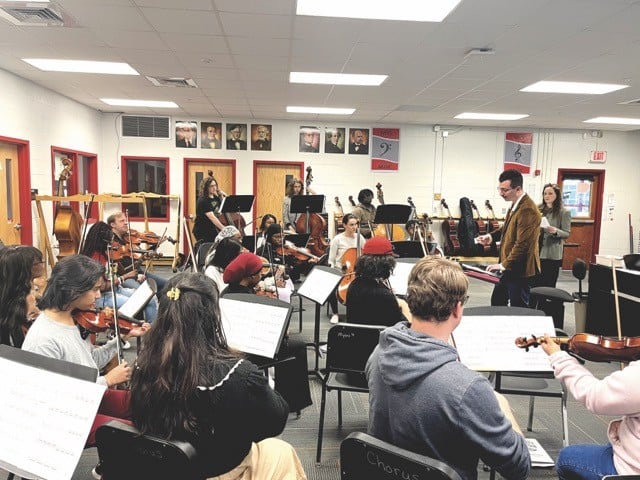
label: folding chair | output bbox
[96,420,203,480]
[340,432,462,480]
[316,323,384,463]
[465,306,569,447]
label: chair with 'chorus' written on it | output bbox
[340,432,462,480]
[316,323,384,464]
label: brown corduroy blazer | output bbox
[490,193,541,278]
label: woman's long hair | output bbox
[199,176,218,199]
[37,254,104,312]
[81,221,112,257]
[206,237,242,271]
[259,214,277,233]
[540,183,563,217]
[0,245,43,346]
[285,178,303,197]
[130,273,237,438]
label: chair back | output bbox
[340,432,462,480]
[464,306,544,317]
[326,323,384,375]
[96,420,203,480]
[196,241,215,271]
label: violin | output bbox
[73,308,142,334]
[515,333,640,363]
[276,241,324,264]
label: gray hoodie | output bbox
[366,321,530,480]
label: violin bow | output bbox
[611,259,625,369]
[77,193,95,254]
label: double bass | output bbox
[53,158,83,259]
[373,183,404,241]
[295,166,328,258]
[440,198,461,255]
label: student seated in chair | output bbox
[366,257,530,480]
[130,272,307,480]
[540,334,640,480]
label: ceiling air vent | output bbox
[146,76,198,88]
[0,2,73,26]
[121,116,170,139]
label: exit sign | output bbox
[590,150,607,163]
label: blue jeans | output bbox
[123,270,167,295]
[556,444,618,480]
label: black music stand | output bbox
[373,204,412,225]
[220,195,255,215]
[392,240,439,258]
[290,194,325,232]
[241,235,256,253]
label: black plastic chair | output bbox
[340,432,462,480]
[464,306,569,447]
[316,323,384,464]
[529,286,574,329]
[96,420,203,480]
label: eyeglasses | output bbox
[460,295,470,306]
[497,187,514,193]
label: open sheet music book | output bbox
[452,315,555,372]
[219,294,292,359]
[389,258,418,297]
[117,278,156,321]
[296,265,342,305]
[0,347,105,480]
[526,438,555,467]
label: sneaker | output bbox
[121,339,131,350]
[329,314,339,324]
[91,461,103,479]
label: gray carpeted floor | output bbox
[1,269,617,480]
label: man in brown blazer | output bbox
[478,169,541,307]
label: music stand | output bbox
[391,241,424,259]
[290,194,325,233]
[220,195,255,215]
[374,204,412,225]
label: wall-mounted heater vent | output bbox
[121,116,170,138]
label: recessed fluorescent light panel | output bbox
[521,81,628,95]
[584,117,640,125]
[100,99,178,108]
[287,106,355,115]
[296,0,462,22]
[290,72,387,86]
[455,112,529,121]
[23,59,139,75]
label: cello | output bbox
[295,166,329,258]
[53,158,83,259]
[440,198,461,255]
[373,183,405,241]
[470,199,490,254]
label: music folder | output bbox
[117,278,157,321]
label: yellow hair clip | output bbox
[166,287,181,301]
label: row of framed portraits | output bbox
[175,121,371,155]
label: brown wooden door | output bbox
[0,142,22,245]
[558,169,605,269]
[185,159,235,243]
[254,161,304,231]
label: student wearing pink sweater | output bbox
[542,334,640,480]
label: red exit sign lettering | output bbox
[590,150,607,163]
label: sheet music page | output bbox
[220,298,289,358]
[118,279,154,319]
[389,261,416,296]
[453,315,554,371]
[296,266,342,304]
[0,358,105,480]
[526,438,555,467]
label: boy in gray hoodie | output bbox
[366,257,530,480]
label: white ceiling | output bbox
[2,0,640,130]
